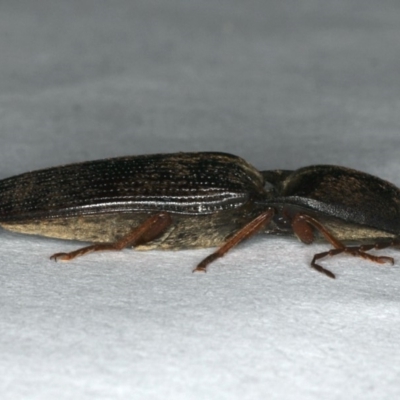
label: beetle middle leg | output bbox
[292,214,395,278]
[50,212,172,261]
[193,208,275,273]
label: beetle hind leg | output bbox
[50,212,172,261]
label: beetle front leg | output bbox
[292,214,395,278]
[311,245,394,279]
[310,248,345,279]
[291,213,345,278]
[50,212,172,261]
[359,238,400,253]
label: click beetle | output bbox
[0,152,399,278]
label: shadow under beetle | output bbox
[0,152,399,278]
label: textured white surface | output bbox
[2,233,400,400]
[1,1,400,399]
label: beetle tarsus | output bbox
[353,248,394,265]
[310,260,336,279]
[311,249,344,279]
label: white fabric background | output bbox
[1,1,400,399]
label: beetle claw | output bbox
[192,266,207,273]
[50,253,70,262]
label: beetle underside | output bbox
[2,207,397,279]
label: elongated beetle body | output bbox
[0,152,399,278]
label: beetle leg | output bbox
[311,247,394,279]
[292,214,345,249]
[311,249,344,279]
[293,214,395,278]
[193,208,275,273]
[50,212,172,261]
[347,247,394,265]
[359,239,400,252]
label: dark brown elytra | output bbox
[1,152,400,278]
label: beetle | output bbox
[0,152,399,278]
